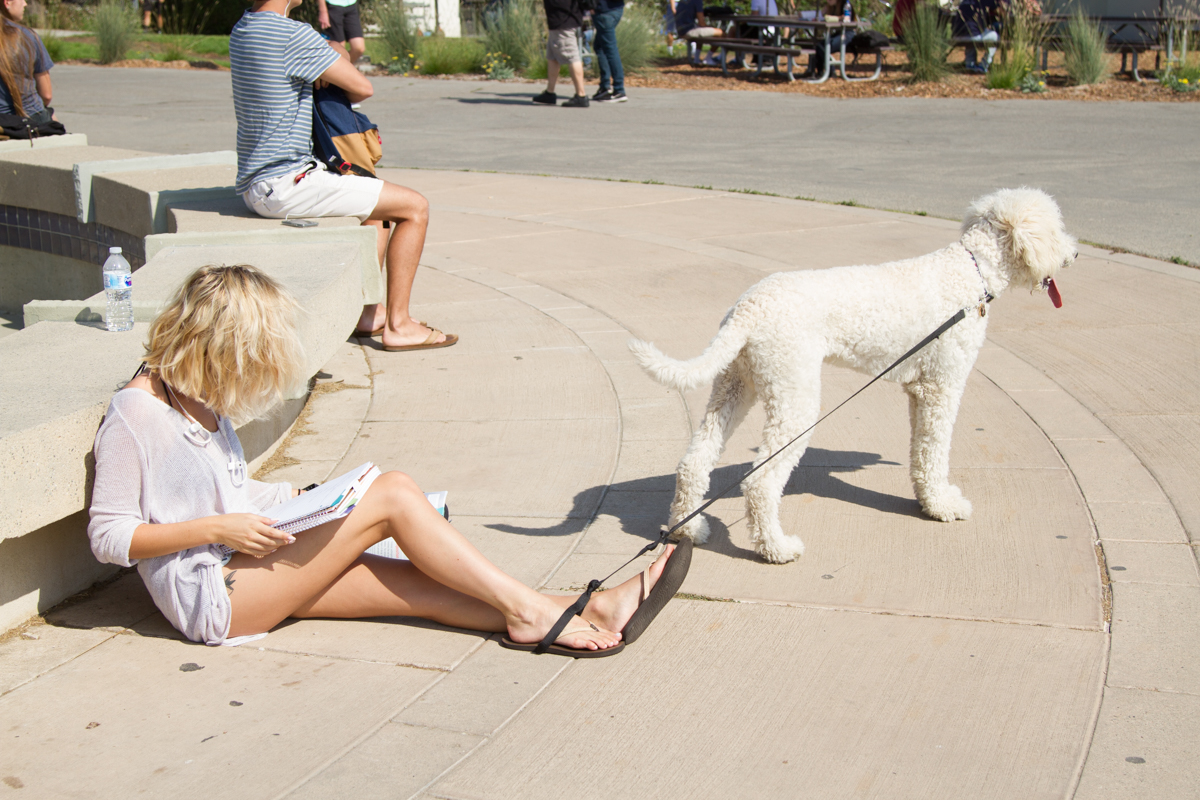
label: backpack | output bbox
[311,86,382,178]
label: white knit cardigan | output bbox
[88,388,292,644]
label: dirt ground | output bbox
[62,51,1200,102]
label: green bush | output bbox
[1061,10,1109,85]
[377,1,420,70]
[418,36,487,74]
[160,43,189,62]
[41,33,64,62]
[901,2,951,82]
[482,0,545,73]
[986,4,1044,89]
[1161,60,1200,91]
[94,0,137,64]
[614,3,658,73]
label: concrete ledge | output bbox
[0,133,88,153]
[91,164,237,238]
[0,247,104,315]
[0,321,153,542]
[0,145,154,218]
[23,239,369,385]
[166,195,365,234]
[73,151,236,224]
[0,510,116,633]
[145,226,384,307]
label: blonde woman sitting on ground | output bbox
[88,265,687,655]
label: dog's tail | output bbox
[628,320,749,392]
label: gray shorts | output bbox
[547,27,582,64]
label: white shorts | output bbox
[242,162,384,223]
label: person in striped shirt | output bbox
[231,0,457,352]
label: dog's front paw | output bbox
[671,516,711,546]
[920,486,973,522]
[757,534,805,564]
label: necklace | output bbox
[161,379,246,487]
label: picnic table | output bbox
[1037,14,1198,81]
[697,14,888,83]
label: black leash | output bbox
[533,305,974,653]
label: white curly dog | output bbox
[630,188,1077,564]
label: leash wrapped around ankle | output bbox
[526,306,972,656]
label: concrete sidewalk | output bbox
[49,67,1200,265]
[2,171,1196,798]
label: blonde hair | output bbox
[145,265,305,424]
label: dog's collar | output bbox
[965,247,995,304]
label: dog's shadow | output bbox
[487,447,924,558]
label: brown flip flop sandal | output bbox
[382,329,459,352]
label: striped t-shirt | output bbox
[230,11,340,193]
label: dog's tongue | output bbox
[1047,279,1062,308]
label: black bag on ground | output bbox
[847,30,890,53]
[0,107,66,140]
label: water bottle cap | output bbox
[109,246,122,254]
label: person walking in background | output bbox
[317,0,366,64]
[591,0,627,103]
[532,0,589,106]
[141,0,162,31]
[0,0,64,138]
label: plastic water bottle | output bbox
[103,246,133,332]
[843,0,852,20]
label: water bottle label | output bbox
[104,273,132,290]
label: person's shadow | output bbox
[487,447,923,559]
[452,92,547,106]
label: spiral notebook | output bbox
[265,462,381,535]
[264,463,448,560]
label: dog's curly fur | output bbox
[631,188,1077,563]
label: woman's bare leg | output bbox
[223,472,619,650]
[293,543,677,634]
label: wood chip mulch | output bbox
[623,53,1199,102]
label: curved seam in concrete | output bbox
[419,255,653,592]
[399,658,576,800]
[973,346,1161,800]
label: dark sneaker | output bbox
[532,91,557,105]
[592,88,614,102]
[562,94,590,107]
[606,90,628,103]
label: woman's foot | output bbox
[506,596,622,652]
[584,544,676,634]
[355,305,428,336]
